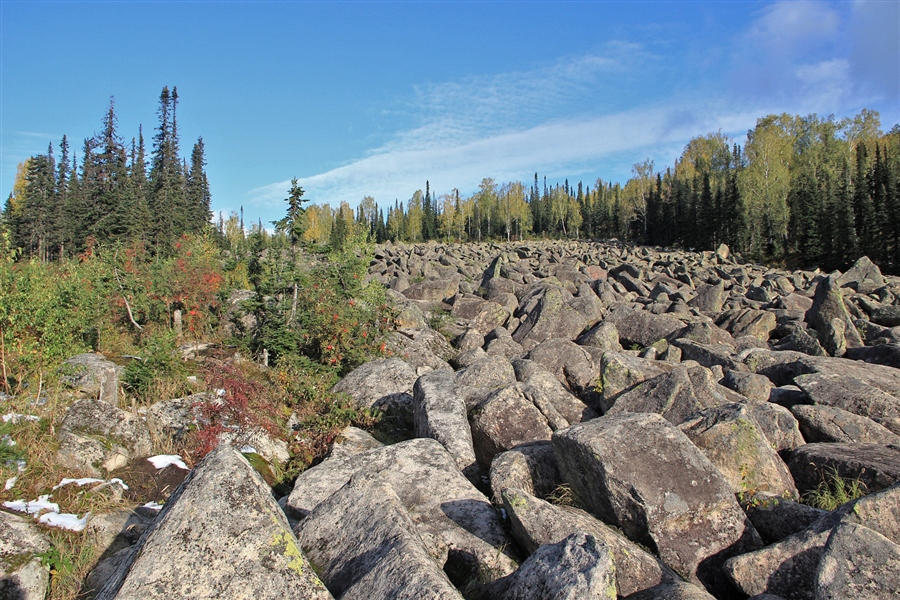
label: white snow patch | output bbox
[239,445,258,454]
[2,413,40,423]
[38,511,90,532]
[147,455,189,470]
[141,501,164,511]
[4,476,17,490]
[3,494,59,515]
[53,477,104,490]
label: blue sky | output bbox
[2,1,898,227]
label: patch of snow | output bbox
[239,445,258,454]
[2,413,40,424]
[53,477,104,490]
[5,476,17,490]
[38,511,90,532]
[141,501,164,511]
[3,494,59,515]
[147,454,189,470]
[215,388,226,397]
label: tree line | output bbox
[252,108,898,274]
[2,86,211,260]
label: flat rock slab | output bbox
[96,445,331,600]
[285,438,517,587]
[787,442,900,495]
[791,404,900,444]
[501,488,676,597]
[794,372,900,435]
[413,370,478,481]
[815,522,900,599]
[295,472,462,600]
[604,305,685,348]
[332,357,418,414]
[553,413,761,594]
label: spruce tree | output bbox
[186,137,211,231]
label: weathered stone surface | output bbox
[688,279,726,314]
[96,445,332,600]
[454,329,485,353]
[720,370,774,403]
[413,370,478,480]
[836,256,885,293]
[489,442,561,504]
[743,402,805,452]
[724,483,900,600]
[455,355,517,389]
[483,333,526,360]
[499,532,617,600]
[512,286,589,351]
[791,405,900,444]
[57,399,153,477]
[597,351,674,412]
[814,522,900,599]
[60,353,122,403]
[679,403,798,499]
[402,277,459,302]
[285,438,517,585]
[144,393,209,442]
[671,338,736,369]
[295,472,462,600]
[717,308,777,342]
[623,581,717,600]
[470,384,554,467]
[605,365,740,426]
[794,372,900,435]
[327,426,383,459]
[742,493,828,545]
[526,339,600,397]
[787,442,900,495]
[332,357,419,414]
[451,295,509,334]
[219,289,258,338]
[519,369,597,425]
[0,510,50,600]
[577,321,623,352]
[501,488,676,597]
[553,413,761,592]
[604,305,685,347]
[386,329,455,373]
[804,275,863,356]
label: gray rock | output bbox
[386,329,455,373]
[456,355,517,389]
[724,482,900,600]
[489,442,561,504]
[717,308,777,342]
[60,352,122,403]
[743,402,805,452]
[526,339,600,398]
[285,438,518,585]
[451,295,509,334]
[553,413,761,592]
[402,277,459,302]
[0,511,50,600]
[326,426,383,459]
[519,370,597,425]
[605,365,741,426]
[332,357,419,415]
[501,488,677,597]
[742,493,828,545]
[454,329,485,353]
[470,384,554,467]
[815,522,900,599]
[57,399,153,477]
[484,335,526,360]
[836,256,885,293]
[512,286,589,351]
[295,472,463,600]
[96,445,331,600]
[623,581,717,600]
[671,338,736,369]
[604,305,685,348]
[794,372,900,435]
[597,352,674,412]
[453,347,488,369]
[804,275,863,356]
[688,279,726,314]
[787,442,900,495]
[413,370,479,481]
[499,532,617,600]
[791,405,900,444]
[679,403,798,499]
[576,321,623,352]
[721,370,774,403]
[144,393,209,442]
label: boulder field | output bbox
[7,240,900,599]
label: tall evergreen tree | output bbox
[186,137,212,231]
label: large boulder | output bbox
[285,438,518,587]
[790,405,900,445]
[787,442,900,495]
[60,353,122,403]
[553,413,761,594]
[597,352,674,412]
[0,511,50,600]
[95,445,331,600]
[57,399,153,477]
[604,305,685,348]
[512,286,589,351]
[501,488,677,597]
[498,532,617,600]
[724,482,900,600]
[489,442,561,504]
[402,277,459,302]
[804,275,864,356]
[526,339,600,398]
[295,472,462,600]
[814,522,900,599]
[413,370,479,481]
[679,404,798,499]
[332,357,419,415]
[469,384,554,467]
[794,372,900,435]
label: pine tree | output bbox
[148,86,187,250]
[186,137,211,231]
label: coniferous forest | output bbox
[4,90,900,275]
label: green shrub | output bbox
[802,466,868,510]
